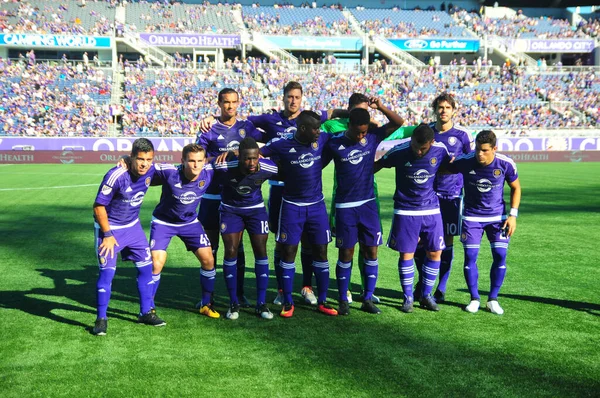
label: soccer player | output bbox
[415,93,473,303]
[323,102,404,315]
[375,124,452,313]
[148,144,220,320]
[92,138,162,336]
[260,110,337,318]
[196,88,263,307]
[213,137,279,320]
[446,130,521,314]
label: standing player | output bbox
[213,137,279,320]
[196,88,263,307]
[415,93,473,303]
[323,102,404,315]
[148,144,220,320]
[260,110,337,318]
[92,138,162,336]
[447,130,521,314]
[375,124,452,313]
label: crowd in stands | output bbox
[243,13,350,36]
[360,18,440,38]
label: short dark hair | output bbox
[131,138,154,156]
[349,108,370,126]
[182,143,206,160]
[412,123,435,144]
[348,93,369,109]
[283,81,303,96]
[431,92,457,110]
[239,137,259,152]
[218,88,238,102]
[476,130,497,147]
[296,110,321,130]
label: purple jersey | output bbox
[248,109,329,143]
[261,132,330,204]
[196,118,262,195]
[152,163,214,224]
[378,141,451,211]
[324,126,387,205]
[431,123,473,198]
[213,158,278,208]
[448,153,518,217]
[94,166,155,226]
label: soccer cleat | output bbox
[465,300,480,313]
[237,295,251,308]
[226,303,240,320]
[256,304,274,320]
[486,300,504,315]
[346,290,353,304]
[338,300,350,316]
[317,303,338,316]
[420,295,440,312]
[280,303,295,318]
[400,297,414,313]
[361,299,382,314]
[93,318,107,336]
[199,304,220,319]
[138,311,167,327]
[433,289,446,303]
[358,292,380,304]
[273,290,284,306]
[301,286,318,305]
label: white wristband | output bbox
[509,208,518,218]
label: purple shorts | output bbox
[150,219,211,252]
[460,218,510,246]
[335,200,382,249]
[268,185,284,235]
[276,200,331,246]
[387,211,445,253]
[220,204,269,235]
[439,196,462,237]
[198,197,220,230]
[95,220,150,269]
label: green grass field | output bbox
[1,162,599,397]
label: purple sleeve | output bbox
[248,114,268,130]
[379,147,400,168]
[505,161,518,184]
[260,139,276,159]
[319,109,329,123]
[371,125,389,144]
[94,168,121,206]
[196,130,211,150]
[461,132,473,154]
[245,120,264,142]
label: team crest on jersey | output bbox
[311,141,319,150]
[430,157,438,166]
[461,232,467,242]
[145,177,151,187]
[359,137,368,147]
[336,237,343,246]
[389,239,396,247]
[239,129,246,138]
[448,137,457,146]
[493,169,502,178]
[254,179,264,186]
[198,180,206,188]
[279,233,287,242]
[98,255,107,266]
[101,184,112,195]
[150,239,155,249]
[220,223,227,232]
[315,110,323,116]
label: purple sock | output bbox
[280,261,295,304]
[363,258,378,300]
[398,258,414,301]
[274,248,282,290]
[313,260,330,304]
[200,268,216,306]
[223,258,238,305]
[96,267,115,319]
[151,273,161,308]
[422,258,441,297]
[490,243,508,299]
[300,245,313,287]
[135,260,153,315]
[464,247,480,300]
[255,257,269,305]
[437,245,454,293]
[336,260,352,302]
[237,243,246,296]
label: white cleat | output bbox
[226,304,240,320]
[273,290,283,306]
[486,300,504,315]
[301,286,318,305]
[346,290,353,304]
[465,300,481,313]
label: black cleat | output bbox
[338,300,350,316]
[361,299,382,314]
[255,303,274,320]
[400,297,414,313]
[420,295,440,312]
[93,318,107,336]
[433,289,446,303]
[138,311,167,326]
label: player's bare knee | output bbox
[427,250,442,261]
[313,244,328,261]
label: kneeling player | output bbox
[214,138,278,320]
[447,130,521,314]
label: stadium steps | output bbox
[343,10,366,36]
[118,32,176,68]
[371,36,424,72]
[248,32,299,66]
[484,35,537,70]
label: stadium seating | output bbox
[242,6,350,36]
